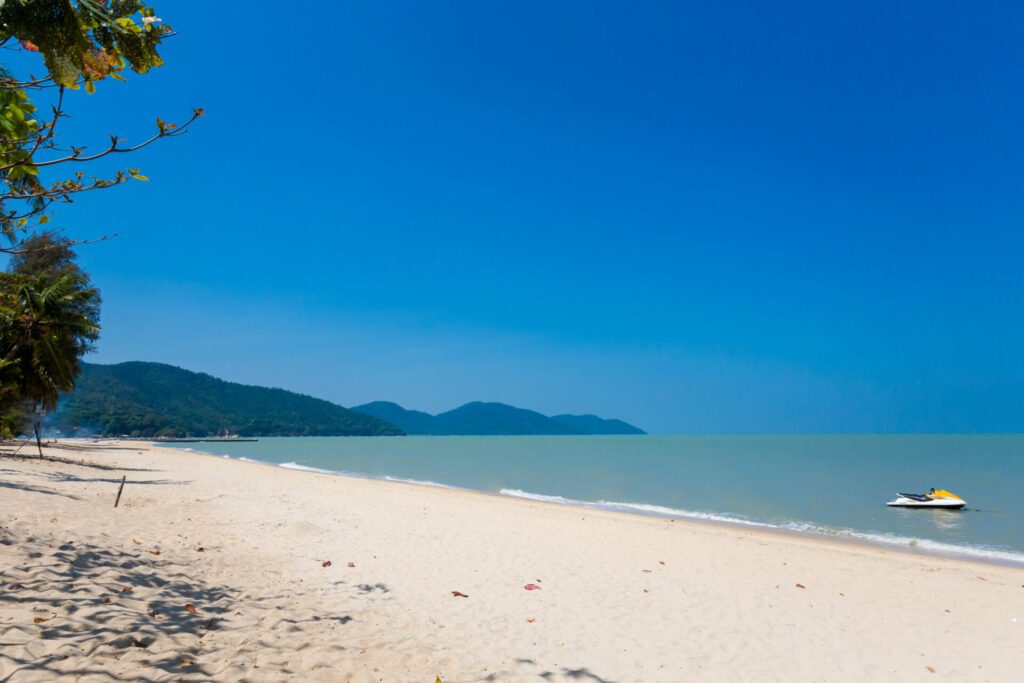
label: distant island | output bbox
[52,362,645,438]
[351,401,646,436]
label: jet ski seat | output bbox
[898,492,933,502]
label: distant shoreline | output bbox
[154,437,1024,570]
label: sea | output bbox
[159,434,1024,566]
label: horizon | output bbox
[78,359,1024,436]
[9,2,1022,434]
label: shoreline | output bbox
[3,439,1023,681]
[154,440,1024,571]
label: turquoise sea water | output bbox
[160,435,1024,565]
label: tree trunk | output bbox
[34,421,43,458]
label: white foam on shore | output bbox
[499,488,1024,566]
[279,461,346,475]
[278,462,459,489]
[383,475,457,489]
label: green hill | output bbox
[51,362,404,438]
[352,400,645,435]
[550,414,646,435]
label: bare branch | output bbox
[0,108,203,173]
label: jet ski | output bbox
[887,488,965,509]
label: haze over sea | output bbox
[163,434,1024,565]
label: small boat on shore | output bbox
[887,489,966,509]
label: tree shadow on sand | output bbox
[0,528,357,682]
[0,450,157,473]
[476,662,616,682]
[0,472,81,499]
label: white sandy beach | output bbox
[1,441,1022,682]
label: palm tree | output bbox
[1,272,99,454]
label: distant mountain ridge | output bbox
[52,362,403,438]
[351,400,645,435]
[52,362,646,438]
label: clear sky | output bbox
[10,1,1023,433]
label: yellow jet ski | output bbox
[887,488,965,509]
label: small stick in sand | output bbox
[114,475,126,508]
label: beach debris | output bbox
[451,591,469,598]
[322,560,332,568]
[119,586,132,593]
[132,538,142,545]
[131,637,149,648]
[33,616,51,624]
[435,676,442,683]
[180,657,195,666]
[926,666,936,673]
[184,603,199,615]
[196,546,205,552]
[659,560,665,565]
[524,583,542,591]
[149,548,161,556]
[6,583,23,590]
[526,617,536,623]
[347,562,355,567]
[103,597,112,604]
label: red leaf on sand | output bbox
[347,562,355,568]
[451,591,469,598]
[184,603,198,615]
[524,583,542,591]
[926,666,936,673]
[526,617,536,623]
[33,616,51,624]
[795,583,806,589]
[6,583,22,590]
[322,560,332,568]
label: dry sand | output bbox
[1,441,1022,682]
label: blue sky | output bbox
[9,1,1024,432]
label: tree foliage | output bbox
[0,2,196,437]
[0,0,202,253]
[1,233,100,435]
